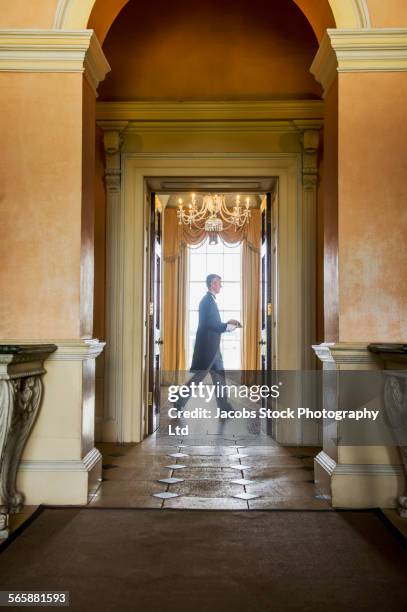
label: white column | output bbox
[98,122,128,442]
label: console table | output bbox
[368,344,407,517]
[0,344,56,537]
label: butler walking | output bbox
[177,274,240,414]
[191,274,240,372]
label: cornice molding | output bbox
[0,339,105,361]
[0,29,110,96]
[311,28,407,95]
[312,342,381,365]
[96,100,324,123]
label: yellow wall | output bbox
[0,73,95,340]
[367,0,407,27]
[0,0,57,28]
[339,72,407,341]
[99,0,321,100]
[322,78,339,342]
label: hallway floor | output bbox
[92,432,328,510]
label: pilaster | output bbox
[97,122,128,442]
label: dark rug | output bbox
[0,508,405,612]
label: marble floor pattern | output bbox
[91,432,329,510]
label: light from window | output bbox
[187,238,242,369]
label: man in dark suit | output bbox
[178,274,240,413]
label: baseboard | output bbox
[17,448,102,505]
[315,450,405,508]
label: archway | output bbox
[54,0,371,44]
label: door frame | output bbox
[112,153,311,443]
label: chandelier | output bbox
[177,193,251,235]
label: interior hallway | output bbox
[92,405,328,509]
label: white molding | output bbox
[315,451,404,477]
[311,28,407,95]
[96,100,324,123]
[53,0,71,29]
[19,447,102,472]
[312,342,381,365]
[315,450,337,475]
[0,339,105,361]
[0,29,110,95]
[354,0,371,29]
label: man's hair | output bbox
[206,274,221,289]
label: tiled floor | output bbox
[91,430,329,510]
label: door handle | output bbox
[259,340,266,345]
[155,339,164,345]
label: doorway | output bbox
[100,149,316,445]
[145,182,277,436]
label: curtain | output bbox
[163,207,261,372]
[163,209,187,372]
[242,209,261,370]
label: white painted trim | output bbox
[354,0,371,29]
[53,0,71,29]
[311,28,407,95]
[0,29,110,95]
[312,342,381,365]
[118,153,309,443]
[315,450,336,475]
[315,450,404,476]
[19,447,102,472]
[0,339,105,362]
[96,100,324,122]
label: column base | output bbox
[315,450,405,508]
[17,447,102,505]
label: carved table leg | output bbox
[0,376,42,537]
[383,374,407,517]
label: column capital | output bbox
[293,124,321,188]
[0,29,110,96]
[311,28,407,96]
[97,121,128,192]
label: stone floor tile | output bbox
[173,467,239,480]
[94,480,157,496]
[246,467,314,482]
[102,466,166,481]
[89,495,163,508]
[162,496,248,510]
[247,496,331,510]
[169,479,244,498]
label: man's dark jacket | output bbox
[190,292,226,371]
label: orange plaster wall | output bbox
[80,79,97,338]
[292,0,335,42]
[367,0,407,27]
[322,78,339,342]
[99,0,321,100]
[338,72,407,342]
[0,73,84,340]
[0,0,57,28]
[93,126,106,341]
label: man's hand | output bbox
[227,319,242,328]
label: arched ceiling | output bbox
[97,0,322,101]
[82,0,353,44]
